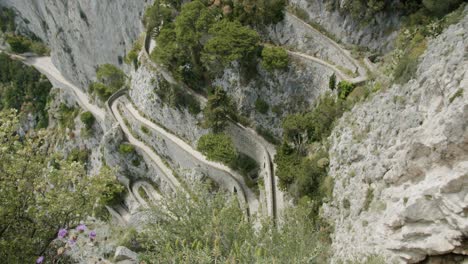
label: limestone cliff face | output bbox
[324,10,467,263]
[288,0,400,52]
[0,0,151,88]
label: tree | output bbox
[329,73,336,90]
[143,0,174,35]
[202,20,260,69]
[232,0,287,26]
[261,46,289,71]
[203,87,235,133]
[197,133,237,165]
[0,110,123,263]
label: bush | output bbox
[329,73,336,90]
[197,133,237,165]
[155,79,201,115]
[124,39,143,69]
[141,125,150,134]
[0,53,52,128]
[96,64,126,90]
[422,0,463,17]
[119,143,135,155]
[67,148,89,163]
[0,7,16,33]
[6,34,50,55]
[230,153,258,177]
[337,81,354,99]
[80,111,95,130]
[261,46,289,71]
[255,98,269,114]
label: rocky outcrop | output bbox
[288,0,401,52]
[324,10,467,263]
[0,0,151,87]
[214,56,333,136]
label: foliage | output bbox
[119,143,136,155]
[254,98,269,114]
[256,126,280,145]
[57,103,78,130]
[202,20,260,69]
[337,81,354,99]
[141,125,150,134]
[80,111,95,130]
[0,7,15,33]
[203,87,235,133]
[124,38,143,69]
[230,153,258,177]
[276,93,346,200]
[0,53,52,128]
[89,64,126,101]
[197,133,237,165]
[0,110,123,263]
[155,78,201,115]
[449,89,463,104]
[138,183,330,263]
[96,64,126,90]
[5,34,50,55]
[329,73,336,90]
[67,148,89,164]
[146,0,287,90]
[143,0,174,35]
[422,0,464,17]
[231,0,287,26]
[261,46,289,71]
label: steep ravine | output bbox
[324,10,467,263]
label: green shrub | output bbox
[261,46,289,71]
[230,153,258,177]
[256,126,280,145]
[255,98,269,114]
[449,89,463,103]
[0,7,16,33]
[337,81,354,99]
[422,0,463,17]
[363,187,374,211]
[67,148,89,163]
[124,39,143,69]
[58,103,78,130]
[197,133,237,165]
[329,73,336,90]
[155,79,201,115]
[80,111,95,130]
[96,64,126,90]
[0,53,52,128]
[119,143,135,155]
[6,34,50,55]
[141,125,150,134]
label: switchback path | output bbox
[114,96,258,215]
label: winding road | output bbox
[2,9,375,224]
[112,96,258,215]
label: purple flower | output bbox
[89,230,96,240]
[76,224,86,232]
[57,228,68,239]
[68,237,77,246]
[36,256,44,264]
